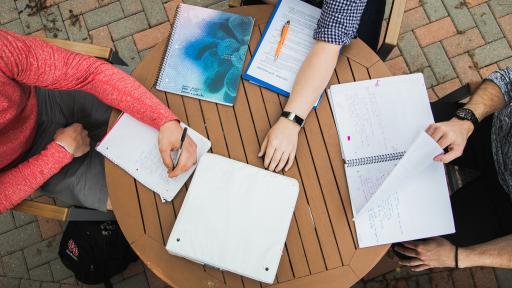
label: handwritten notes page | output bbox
[96,114,211,202]
[244,0,321,94]
[328,73,433,160]
[354,132,455,248]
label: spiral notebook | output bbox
[155,4,254,106]
[328,73,454,247]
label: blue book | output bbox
[156,4,254,106]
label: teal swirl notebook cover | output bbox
[156,4,254,106]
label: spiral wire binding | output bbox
[346,151,406,167]
[155,4,183,88]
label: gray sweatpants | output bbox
[24,88,112,211]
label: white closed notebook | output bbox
[166,153,299,284]
[96,113,211,202]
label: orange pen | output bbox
[274,20,290,61]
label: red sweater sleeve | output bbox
[0,142,72,213]
[0,29,178,129]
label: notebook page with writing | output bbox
[96,113,211,201]
[354,132,454,247]
[243,0,321,95]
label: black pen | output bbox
[173,127,188,168]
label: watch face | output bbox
[456,109,470,119]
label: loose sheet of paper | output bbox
[354,132,455,247]
[245,0,321,93]
[96,114,211,202]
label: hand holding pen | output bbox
[157,121,197,178]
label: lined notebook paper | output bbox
[96,113,211,202]
[166,153,299,284]
[328,74,454,247]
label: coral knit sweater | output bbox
[0,29,178,212]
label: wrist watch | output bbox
[281,111,305,128]
[454,108,479,128]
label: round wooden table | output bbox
[106,5,391,288]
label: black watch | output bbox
[455,108,479,128]
[281,111,305,127]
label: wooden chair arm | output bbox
[378,0,406,60]
[13,200,69,221]
[39,37,113,61]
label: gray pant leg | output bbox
[29,88,112,211]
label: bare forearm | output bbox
[459,234,512,268]
[465,80,506,121]
[284,41,341,118]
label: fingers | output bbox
[264,143,276,169]
[398,258,423,266]
[268,150,284,172]
[394,245,419,258]
[411,264,430,272]
[258,137,269,158]
[434,149,461,163]
[285,150,296,171]
[402,241,419,249]
[169,137,197,178]
[437,134,451,150]
[160,147,174,170]
[275,152,289,172]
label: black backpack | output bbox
[59,220,138,287]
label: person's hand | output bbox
[395,237,456,271]
[158,120,197,178]
[426,118,474,163]
[258,117,300,172]
[54,123,90,157]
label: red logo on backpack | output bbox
[68,239,79,257]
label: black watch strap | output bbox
[455,108,479,127]
[281,111,305,127]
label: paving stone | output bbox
[109,12,149,41]
[1,19,24,34]
[434,78,462,97]
[49,259,73,281]
[114,36,141,67]
[164,1,180,23]
[470,3,504,43]
[16,0,44,34]
[40,5,67,39]
[470,38,512,68]
[494,268,512,288]
[0,276,20,287]
[451,268,475,288]
[385,56,410,75]
[133,22,170,51]
[472,267,498,288]
[59,0,99,20]
[60,276,76,284]
[451,53,482,88]
[465,0,487,8]
[20,279,41,288]
[0,0,18,24]
[144,267,167,288]
[442,27,486,58]
[365,279,387,288]
[64,15,90,42]
[479,63,499,78]
[488,0,512,18]
[415,17,458,47]
[121,0,144,16]
[423,42,457,82]
[405,0,421,11]
[400,7,430,34]
[98,0,117,6]
[422,0,449,21]
[140,0,168,26]
[139,47,153,60]
[12,211,36,227]
[41,283,60,288]
[114,273,149,288]
[37,215,62,241]
[0,222,41,256]
[407,274,432,288]
[430,271,454,288]
[444,0,477,32]
[498,57,512,69]
[89,26,114,48]
[422,66,438,88]
[0,211,15,234]
[398,32,429,72]
[24,236,61,269]
[84,2,124,30]
[209,0,230,10]
[498,14,512,47]
[29,264,53,281]
[428,88,439,101]
[2,251,29,278]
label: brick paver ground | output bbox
[0,0,511,287]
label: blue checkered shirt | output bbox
[313,0,367,46]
